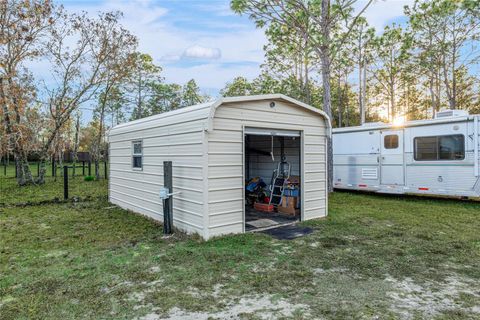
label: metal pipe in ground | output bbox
[163,161,173,235]
[104,161,108,180]
[63,165,68,200]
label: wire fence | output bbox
[0,161,109,206]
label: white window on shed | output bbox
[132,140,143,170]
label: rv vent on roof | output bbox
[435,109,469,119]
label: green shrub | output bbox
[84,175,95,182]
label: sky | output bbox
[38,0,414,122]
[56,0,414,92]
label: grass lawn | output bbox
[1,180,479,319]
[0,163,108,206]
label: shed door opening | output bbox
[244,129,301,231]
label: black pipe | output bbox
[88,161,91,176]
[63,165,68,200]
[104,161,108,180]
[163,161,173,235]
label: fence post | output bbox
[63,165,68,200]
[52,159,55,177]
[104,161,108,180]
[3,160,6,176]
[37,162,40,177]
[82,161,85,176]
[88,161,91,176]
[15,160,17,178]
[163,161,173,235]
[72,163,75,177]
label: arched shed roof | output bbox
[109,94,331,136]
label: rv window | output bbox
[414,135,464,161]
[132,141,143,170]
[384,135,399,149]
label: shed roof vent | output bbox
[435,109,469,119]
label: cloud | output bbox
[182,45,222,60]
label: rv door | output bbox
[380,129,404,185]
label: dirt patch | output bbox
[386,274,480,319]
[137,294,309,320]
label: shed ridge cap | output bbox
[108,94,332,136]
[207,94,331,135]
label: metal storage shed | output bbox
[108,94,331,239]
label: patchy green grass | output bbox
[0,191,479,319]
[0,163,108,206]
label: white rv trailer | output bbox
[333,109,480,198]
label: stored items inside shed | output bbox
[244,129,301,231]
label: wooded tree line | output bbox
[227,0,479,190]
[229,0,480,127]
[1,0,479,188]
[0,0,206,186]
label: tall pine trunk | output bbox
[361,63,367,123]
[320,0,333,192]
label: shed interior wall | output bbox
[246,135,300,183]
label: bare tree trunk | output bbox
[72,115,80,177]
[320,0,333,192]
[337,75,342,127]
[344,74,349,127]
[0,77,34,185]
[361,62,367,123]
[358,63,363,125]
[429,73,437,118]
[36,121,64,184]
[390,80,396,121]
[358,24,365,125]
[451,50,457,110]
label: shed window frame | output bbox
[414,134,465,161]
[132,140,143,170]
[384,134,399,149]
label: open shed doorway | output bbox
[244,128,302,232]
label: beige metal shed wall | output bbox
[207,99,328,237]
[108,105,210,235]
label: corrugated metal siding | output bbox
[108,96,329,239]
[207,100,327,237]
[108,106,210,236]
